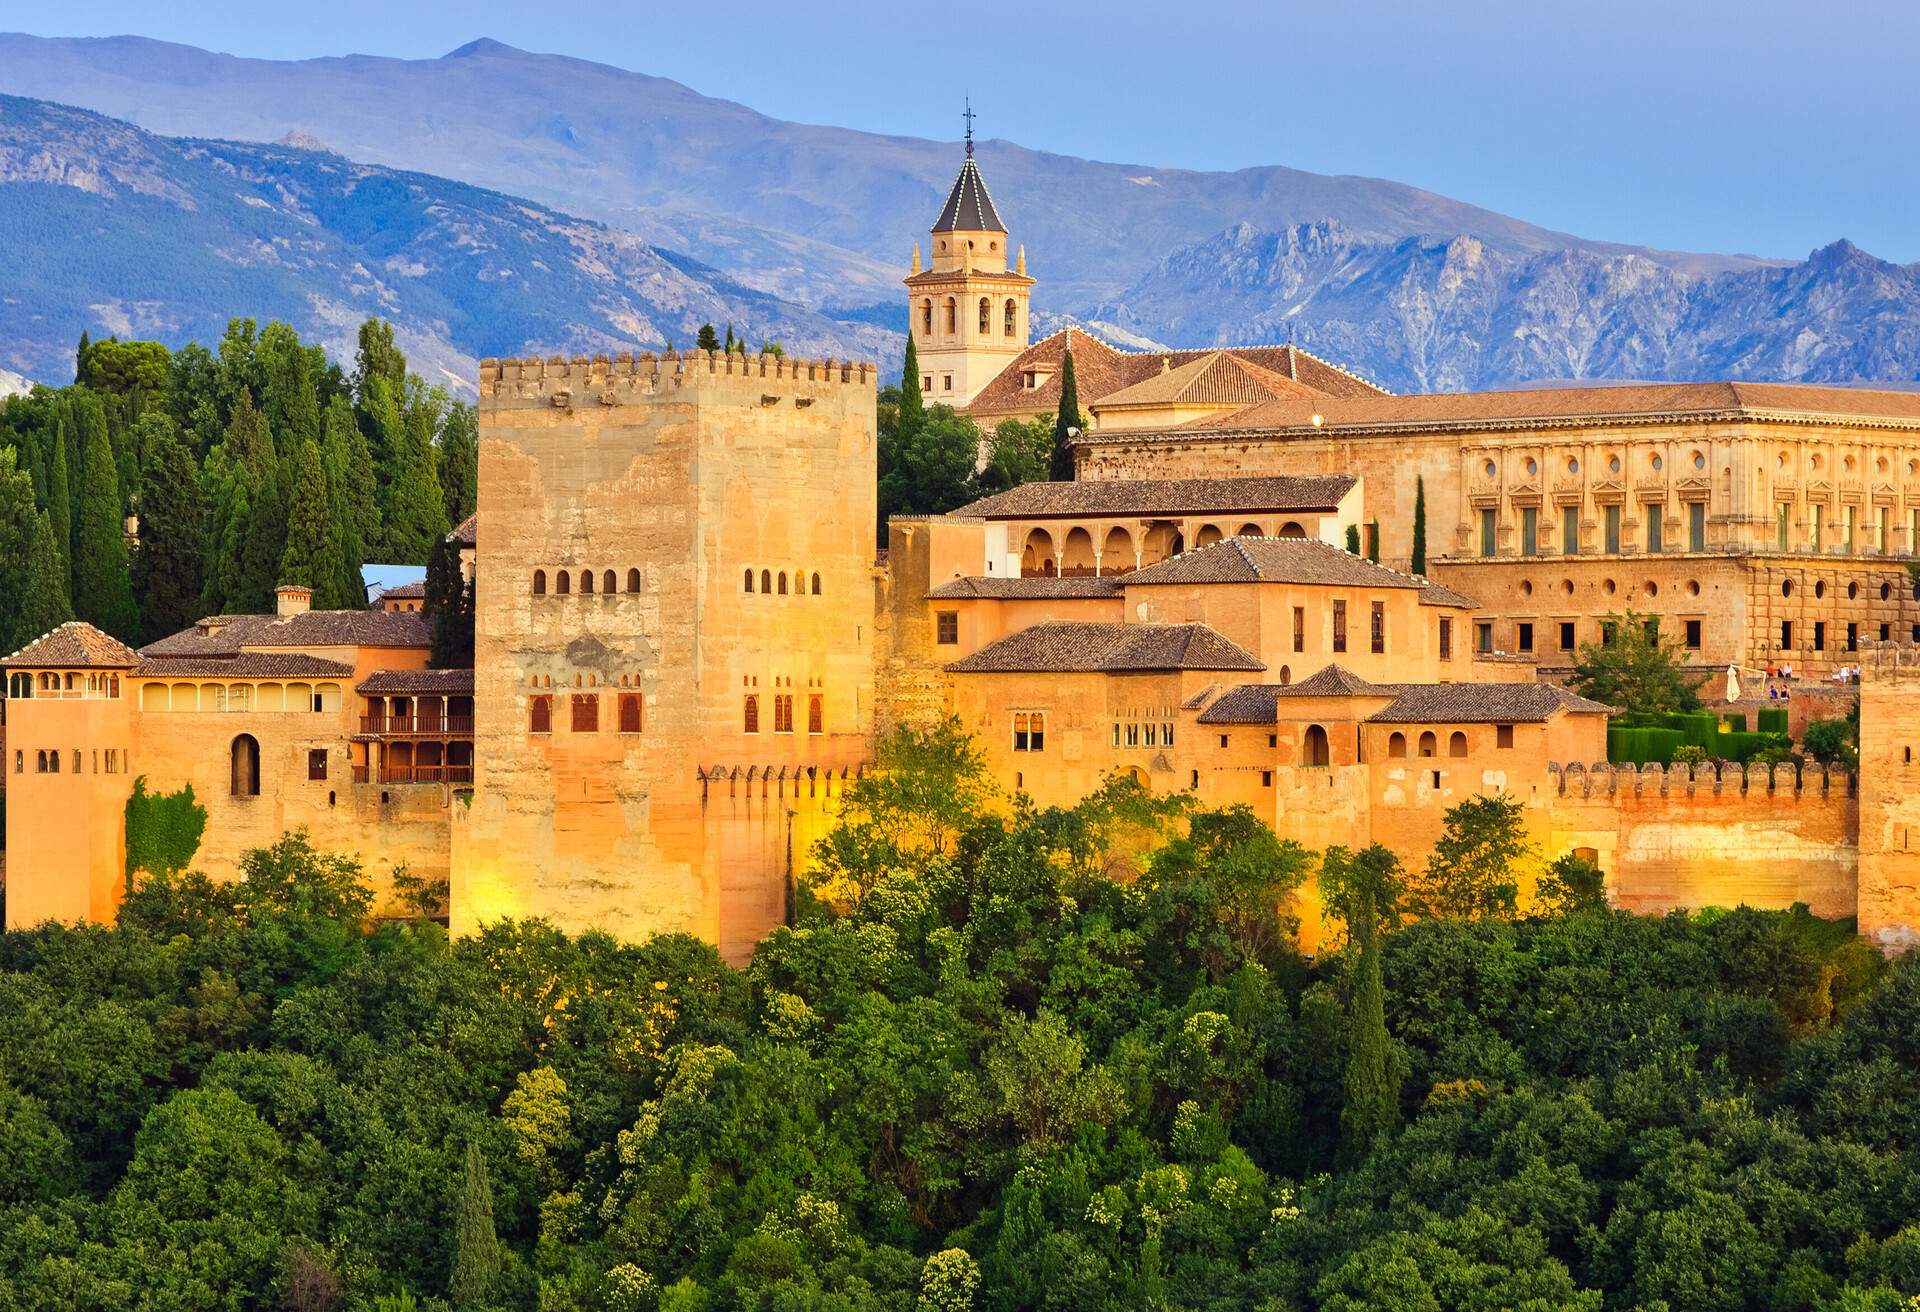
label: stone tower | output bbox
[905,130,1034,407]
[455,351,878,962]
[1858,646,1920,951]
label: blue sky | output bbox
[7,0,1919,261]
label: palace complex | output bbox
[6,150,1920,955]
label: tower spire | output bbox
[963,97,976,159]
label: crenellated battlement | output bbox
[477,350,876,405]
[1547,759,1857,801]
[1861,641,1920,678]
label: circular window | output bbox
[1686,580,1701,597]
[1651,455,1664,472]
[1844,455,1855,472]
[1848,581,1859,599]
[1882,582,1893,600]
[1814,580,1827,599]
[1644,580,1659,597]
[1782,579,1794,597]
[1694,451,1707,470]
[1609,456,1622,474]
[1811,455,1823,471]
[1562,579,1575,595]
[1520,579,1534,596]
[1568,457,1580,474]
[1484,459,1497,478]
[1877,456,1890,474]
[1604,579,1618,595]
[1525,458,1539,477]
[1778,453,1789,468]
[1909,459,1918,477]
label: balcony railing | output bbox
[361,763,475,784]
[359,714,475,737]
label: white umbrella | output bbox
[1725,664,1741,702]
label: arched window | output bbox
[777,572,788,595]
[556,570,571,595]
[1448,731,1468,757]
[744,694,760,734]
[1388,732,1407,758]
[744,568,755,593]
[603,569,616,595]
[580,569,594,595]
[1238,522,1262,537]
[618,693,642,733]
[921,299,933,334]
[761,569,772,593]
[529,694,552,734]
[978,297,991,334]
[1279,665,1291,686]
[944,297,956,333]
[811,572,822,595]
[808,694,823,734]
[1418,731,1437,757]
[1278,521,1307,539]
[1303,724,1330,767]
[230,734,261,797]
[1004,298,1017,336]
[628,568,642,593]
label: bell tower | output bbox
[905,104,1034,408]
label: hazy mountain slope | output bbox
[0,95,894,389]
[1095,222,1920,393]
[0,33,1767,314]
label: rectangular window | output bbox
[1479,508,1497,556]
[1560,621,1576,651]
[1604,504,1621,554]
[619,693,643,733]
[1562,505,1579,556]
[1689,501,1706,551]
[1878,506,1889,553]
[307,749,328,781]
[1812,503,1825,551]
[1517,621,1534,652]
[1163,723,1174,747]
[11,750,19,774]
[1113,723,1122,747]
[1847,622,1858,652]
[1218,734,1228,748]
[942,374,952,392]
[1013,711,1045,752]
[1602,621,1617,646]
[1846,505,1857,552]
[1782,619,1794,649]
[1813,620,1826,652]
[1881,622,1892,642]
[1332,600,1347,653]
[1143,723,1157,747]
[1496,724,1515,749]
[1521,506,1538,556]
[1125,723,1139,747]
[1292,606,1305,653]
[1370,600,1385,654]
[1439,617,1453,661]
[935,611,959,645]
[572,693,599,732]
[1685,619,1702,650]
[1261,770,1273,787]
[1777,503,1791,550]
[530,695,552,734]
[774,694,794,733]
[744,694,759,734]
[1912,508,1920,554]
[1646,505,1663,552]
[1475,621,1493,653]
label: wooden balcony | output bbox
[360,714,474,737]
[376,763,474,785]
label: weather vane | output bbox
[963,97,976,158]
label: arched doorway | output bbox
[230,734,260,796]
[1448,731,1468,757]
[1303,724,1330,767]
[1021,528,1056,577]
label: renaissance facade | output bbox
[5,150,1920,954]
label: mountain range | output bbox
[0,32,1917,395]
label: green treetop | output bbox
[46,415,72,588]
[1570,608,1705,713]
[437,403,478,528]
[278,440,348,603]
[449,1139,500,1307]
[696,322,721,352]
[1050,345,1083,481]
[69,392,139,640]
[1411,475,1427,575]
[899,333,925,433]
[131,415,206,642]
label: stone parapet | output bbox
[1547,759,1857,800]
[478,351,875,403]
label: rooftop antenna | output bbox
[963,96,976,159]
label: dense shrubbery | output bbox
[1,731,1916,1310]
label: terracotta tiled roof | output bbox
[1196,685,1291,724]
[964,331,1387,421]
[951,475,1356,520]
[378,581,427,600]
[1123,537,1422,589]
[141,609,432,658]
[1,621,139,668]
[135,653,356,679]
[451,513,477,546]
[947,621,1263,674]
[1277,664,1391,697]
[1135,380,1920,439]
[1092,352,1325,412]
[931,157,1006,233]
[357,668,476,694]
[1418,581,1480,608]
[1366,683,1612,724]
[926,575,1126,600]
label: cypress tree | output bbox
[1345,523,1361,555]
[46,417,72,589]
[278,440,344,598]
[352,318,407,413]
[899,334,925,434]
[74,330,91,386]
[724,323,735,354]
[449,1140,500,1307]
[132,416,206,642]
[1340,906,1397,1160]
[437,403,478,527]
[231,395,285,612]
[1049,346,1082,481]
[1411,475,1427,576]
[13,510,74,650]
[202,478,250,617]
[425,535,473,668]
[70,397,139,640]
[1367,519,1382,564]
[383,392,450,564]
[322,397,375,607]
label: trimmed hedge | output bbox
[1606,711,1790,765]
[1757,706,1789,735]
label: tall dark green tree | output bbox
[12,509,74,649]
[899,334,925,435]
[437,403,478,528]
[695,322,721,352]
[424,535,474,668]
[74,329,91,385]
[46,416,72,590]
[131,416,206,642]
[1321,844,1406,1161]
[1411,475,1427,575]
[278,441,346,602]
[352,318,407,413]
[1367,519,1382,564]
[1050,346,1083,481]
[0,448,71,651]
[381,386,450,564]
[1346,523,1362,554]
[70,395,139,640]
[450,1140,499,1307]
[202,394,282,614]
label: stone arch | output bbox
[556,570,570,595]
[1101,526,1133,572]
[580,569,594,595]
[1140,521,1182,565]
[1448,730,1468,757]
[1277,521,1307,539]
[1418,730,1437,757]
[532,569,546,596]
[1237,522,1263,537]
[1021,527,1057,577]
[811,572,822,595]
[1279,665,1291,686]
[627,568,641,592]
[230,734,260,797]
[1004,298,1018,337]
[1195,523,1224,548]
[603,569,616,595]
[777,572,789,595]
[977,296,991,334]
[1302,724,1330,767]
[944,296,957,334]
[1061,526,1097,575]
[921,299,932,334]
[1388,731,1407,758]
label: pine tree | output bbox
[449,1140,500,1308]
[696,322,721,352]
[13,511,74,650]
[1411,475,1427,576]
[353,318,407,412]
[74,330,91,386]
[131,416,206,642]
[899,334,925,435]
[46,417,72,591]
[278,440,344,598]
[1050,346,1082,482]
[437,403,478,527]
[1367,519,1382,564]
[70,397,139,640]
[322,397,375,607]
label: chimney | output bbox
[275,585,312,617]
